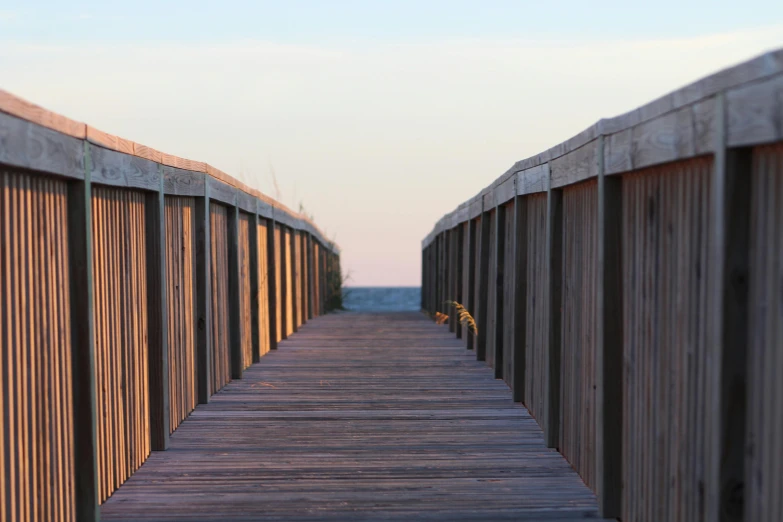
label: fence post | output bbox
[68,141,98,522]
[705,94,752,522]
[456,223,464,340]
[266,217,278,350]
[249,212,261,364]
[307,232,316,319]
[511,193,528,403]
[476,206,491,361]
[195,178,212,403]
[146,168,170,451]
[596,135,623,517]
[228,205,243,380]
[449,228,457,332]
[290,229,299,332]
[279,225,289,339]
[544,177,563,449]
[466,218,477,351]
[493,203,507,379]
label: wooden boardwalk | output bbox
[102,312,603,521]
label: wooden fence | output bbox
[422,49,783,522]
[0,90,341,522]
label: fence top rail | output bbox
[422,47,783,248]
[0,89,338,253]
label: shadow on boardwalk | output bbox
[103,312,604,521]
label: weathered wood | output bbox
[476,210,491,361]
[228,205,243,380]
[466,219,477,351]
[207,177,236,207]
[493,204,507,379]
[705,95,752,522]
[279,225,289,340]
[146,172,170,451]
[163,167,205,197]
[448,228,456,333]
[194,186,212,404]
[249,213,261,364]
[90,145,160,191]
[0,111,85,179]
[544,184,563,449]
[266,218,279,350]
[512,195,527,403]
[746,142,783,522]
[455,224,464,340]
[101,313,603,521]
[596,136,623,518]
[290,229,299,332]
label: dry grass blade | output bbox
[444,300,478,335]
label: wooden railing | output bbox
[422,49,783,522]
[0,91,341,522]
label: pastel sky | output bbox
[1,2,782,285]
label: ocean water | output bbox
[342,287,421,312]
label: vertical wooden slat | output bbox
[746,142,783,522]
[209,203,231,393]
[195,186,212,404]
[249,213,260,364]
[67,146,98,520]
[705,95,752,522]
[2,170,76,522]
[493,205,506,379]
[290,229,299,333]
[165,197,197,433]
[545,183,563,449]
[91,186,150,503]
[466,219,477,351]
[228,205,243,380]
[146,176,169,452]
[278,225,288,340]
[512,195,528,402]
[476,210,491,361]
[256,218,270,356]
[559,179,598,486]
[266,219,278,350]
[596,141,624,518]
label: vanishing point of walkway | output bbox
[102,313,602,521]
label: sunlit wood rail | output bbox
[0,91,341,522]
[101,312,610,522]
[422,49,783,522]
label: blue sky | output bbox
[2,1,780,44]
[2,2,782,285]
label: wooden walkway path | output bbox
[102,312,603,521]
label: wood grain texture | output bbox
[559,180,599,491]
[256,219,271,356]
[91,186,150,504]
[209,203,231,395]
[523,194,549,431]
[0,89,86,138]
[163,167,205,197]
[238,212,253,370]
[90,146,160,191]
[422,53,783,249]
[620,157,712,522]
[1,170,75,522]
[164,197,198,435]
[0,111,85,180]
[101,312,604,522]
[745,143,783,522]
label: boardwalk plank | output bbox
[102,312,603,521]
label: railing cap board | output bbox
[423,47,783,247]
[0,110,85,179]
[163,166,206,197]
[457,202,469,224]
[494,173,516,206]
[0,88,338,253]
[469,193,483,220]
[516,163,549,196]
